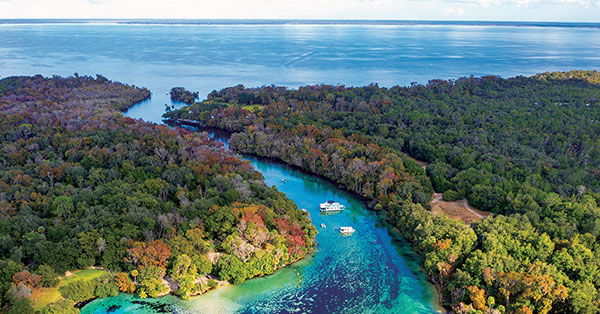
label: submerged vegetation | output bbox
[0,75,316,313]
[165,71,600,314]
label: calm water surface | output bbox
[2,22,600,314]
[81,134,441,314]
[1,22,600,123]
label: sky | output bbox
[0,0,598,22]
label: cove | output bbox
[81,126,442,314]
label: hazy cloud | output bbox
[441,7,466,15]
[447,0,597,6]
[0,0,597,20]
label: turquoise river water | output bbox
[80,129,441,314]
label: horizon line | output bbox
[0,18,599,27]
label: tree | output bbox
[59,280,97,303]
[77,230,102,267]
[176,274,197,300]
[170,254,197,281]
[515,306,533,314]
[0,260,24,286]
[7,298,34,314]
[494,267,568,314]
[125,240,171,270]
[194,255,213,275]
[442,190,461,202]
[40,299,80,314]
[131,269,139,282]
[0,75,316,309]
[170,254,201,299]
[36,265,59,287]
[115,273,135,293]
[467,286,488,312]
[12,270,41,288]
[217,255,247,284]
[93,275,119,298]
[51,196,74,218]
[568,280,598,314]
[138,266,167,298]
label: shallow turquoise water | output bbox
[82,152,440,314]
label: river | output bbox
[80,126,442,314]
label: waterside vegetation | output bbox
[164,71,600,314]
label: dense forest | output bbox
[0,75,316,313]
[165,71,600,314]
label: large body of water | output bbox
[1,21,600,123]
[2,20,600,314]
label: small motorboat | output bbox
[339,226,355,235]
[282,178,286,183]
[321,223,326,228]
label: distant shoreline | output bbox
[0,19,599,29]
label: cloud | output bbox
[0,0,598,20]
[448,0,595,7]
[441,7,466,15]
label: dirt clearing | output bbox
[430,193,491,226]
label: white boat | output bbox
[319,200,345,212]
[339,227,355,235]
[321,223,326,228]
[282,179,286,183]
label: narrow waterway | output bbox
[82,124,441,314]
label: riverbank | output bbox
[162,70,594,313]
[80,253,325,314]
[165,118,449,313]
[30,269,109,310]
[82,117,443,314]
[37,238,317,312]
[165,118,378,206]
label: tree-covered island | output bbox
[170,87,199,104]
[164,71,600,314]
[0,75,317,313]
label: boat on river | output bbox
[340,226,355,235]
[320,200,345,212]
[321,223,326,228]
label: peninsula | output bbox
[0,75,316,314]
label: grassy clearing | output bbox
[30,268,108,310]
[241,104,263,112]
